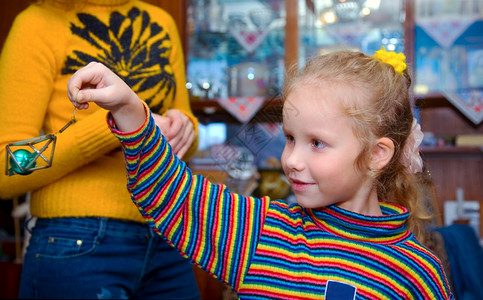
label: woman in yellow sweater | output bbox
[0,0,200,298]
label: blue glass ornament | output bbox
[9,149,37,175]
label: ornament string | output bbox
[58,107,76,133]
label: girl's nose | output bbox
[283,147,305,172]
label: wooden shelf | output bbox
[421,146,482,154]
[414,92,450,108]
[190,97,283,124]
[421,146,483,161]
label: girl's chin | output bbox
[294,194,334,209]
[295,197,324,209]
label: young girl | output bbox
[67,48,454,299]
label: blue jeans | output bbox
[19,217,201,299]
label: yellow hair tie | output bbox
[373,46,407,75]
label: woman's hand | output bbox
[152,110,195,159]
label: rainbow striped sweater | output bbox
[110,108,453,299]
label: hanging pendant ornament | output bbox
[5,108,76,176]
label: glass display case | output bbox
[186,0,407,125]
[186,0,407,101]
[413,0,483,125]
[297,0,405,62]
[186,0,286,101]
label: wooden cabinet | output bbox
[405,0,482,224]
[416,93,482,218]
[0,1,30,44]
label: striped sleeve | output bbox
[109,105,270,290]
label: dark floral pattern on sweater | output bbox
[62,7,175,113]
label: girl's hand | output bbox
[152,110,195,159]
[67,62,145,132]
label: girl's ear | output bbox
[371,137,395,170]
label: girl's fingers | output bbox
[67,62,107,105]
[74,101,89,110]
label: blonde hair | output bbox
[283,50,431,244]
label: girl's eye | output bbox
[285,135,295,144]
[312,140,326,149]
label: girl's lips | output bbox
[289,178,314,192]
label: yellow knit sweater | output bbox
[0,0,198,222]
